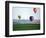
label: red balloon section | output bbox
[33,8,37,13]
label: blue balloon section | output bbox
[29,16,34,21]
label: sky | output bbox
[12,7,40,20]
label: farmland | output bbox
[13,24,40,31]
[13,19,40,31]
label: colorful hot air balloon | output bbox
[33,8,37,13]
[29,16,34,21]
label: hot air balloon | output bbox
[33,8,37,13]
[29,16,34,21]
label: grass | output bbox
[13,24,40,31]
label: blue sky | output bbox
[12,7,40,20]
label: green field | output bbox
[13,24,40,31]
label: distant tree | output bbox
[18,15,21,20]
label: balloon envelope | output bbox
[33,8,37,13]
